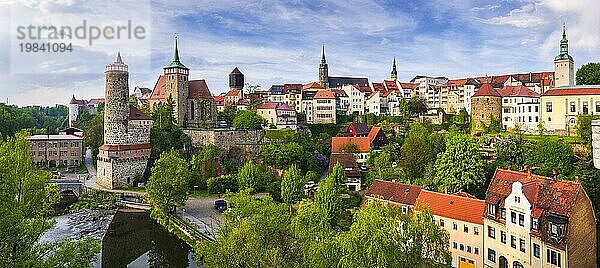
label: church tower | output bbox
[104,52,129,145]
[163,36,189,126]
[319,45,329,88]
[390,57,398,81]
[554,24,574,87]
[229,67,244,90]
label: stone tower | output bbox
[164,36,190,126]
[229,67,244,90]
[554,24,574,87]
[391,57,398,81]
[319,45,329,88]
[97,53,153,189]
[471,83,502,133]
[104,52,129,145]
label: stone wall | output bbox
[593,119,600,169]
[471,96,502,132]
[97,148,150,189]
[184,129,265,151]
[104,71,130,145]
[127,120,152,144]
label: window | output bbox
[547,249,562,267]
[460,244,464,251]
[528,106,532,112]
[550,222,565,240]
[520,239,526,252]
[583,102,589,114]
[596,101,600,113]
[474,247,479,255]
[453,242,458,249]
[501,231,506,244]
[453,222,458,230]
[488,204,496,216]
[519,214,525,227]
[439,219,444,227]
[532,219,538,230]
[488,226,495,239]
[464,225,469,233]
[500,209,506,220]
[535,106,539,112]
[488,248,496,263]
[402,206,408,214]
[546,102,552,112]
[467,245,472,253]
[511,211,517,224]
[570,102,576,113]
[474,227,479,235]
[533,244,540,258]
[511,235,516,249]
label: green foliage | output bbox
[494,135,529,170]
[572,156,600,220]
[304,171,318,183]
[197,192,299,267]
[328,162,347,188]
[537,120,547,136]
[264,129,295,141]
[307,124,341,137]
[398,123,444,184]
[482,115,502,134]
[237,160,275,193]
[576,62,600,85]
[526,138,573,178]
[0,103,68,140]
[281,164,305,205]
[232,110,265,129]
[207,175,238,194]
[83,112,104,163]
[336,202,451,268]
[217,105,238,126]
[434,134,485,194]
[147,150,190,222]
[314,172,343,225]
[0,134,98,266]
[338,142,360,153]
[190,144,220,190]
[70,189,117,211]
[576,114,600,144]
[261,142,317,172]
[367,150,401,185]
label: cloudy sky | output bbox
[1,0,599,106]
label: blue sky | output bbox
[1,0,599,106]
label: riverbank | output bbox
[40,209,115,243]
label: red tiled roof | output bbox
[542,86,600,96]
[314,90,335,99]
[416,190,485,224]
[225,89,241,97]
[399,82,418,89]
[367,126,382,142]
[284,84,302,91]
[149,75,166,100]
[69,95,87,105]
[258,101,294,111]
[358,85,372,93]
[348,122,369,136]
[88,98,105,104]
[331,136,371,153]
[128,105,152,120]
[372,82,385,91]
[99,143,151,151]
[498,85,540,98]
[473,83,502,97]
[384,80,399,90]
[214,95,225,105]
[328,153,361,178]
[365,180,423,206]
[303,82,325,90]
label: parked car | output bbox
[214,199,227,213]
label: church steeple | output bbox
[164,36,189,70]
[319,44,329,88]
[391,57,398,81]
[554,23,573,62]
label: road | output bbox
[178,196,224,240]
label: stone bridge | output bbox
[49,178,85,197]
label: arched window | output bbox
[513,261,524,268]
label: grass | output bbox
[482,132,585,144]
[265,129,295,141]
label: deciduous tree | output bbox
[434,134,485,194]
[281,164,305,205]
[576,62,600,85]
[146,150,190,223]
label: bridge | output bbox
[49,178,86,197]
[116,199,152,211]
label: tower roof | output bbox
[230,67,242,75]
[164,36,189,70]
[321,44,326,63]
[554,24,573,61]
[473,83,502,97]
[391,57,397,76]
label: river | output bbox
[41,208,200,267]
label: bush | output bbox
[207,175,239,194]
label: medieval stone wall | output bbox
[471,96,502,132]
[593,120,600,169]
[97,148,150,189]
[184,129,265,150]
[127,120,153,144]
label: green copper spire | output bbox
[554,23,573,61]
[164,36,189,70]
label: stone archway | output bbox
[499,256,508,268]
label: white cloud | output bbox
[487,3,545,28]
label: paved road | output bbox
[179,196,224,240]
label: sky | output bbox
[1,0,599,106]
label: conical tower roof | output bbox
[473,83,501,97]
[164,36,189,70]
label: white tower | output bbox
[554,24,574,87]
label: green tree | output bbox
[232,110,265,129]
[237,160,274,192]
[328,162,347,188]
[338,142,359,153]
[526,138,573,178]
[495,135,528,169]
[336,201,450,268]
[217,105,238,126]
[207,175,238,194]
[576,62,600,85]
[197,191,300,267]
[146,150,190,223]
[190,144,221,190]
[0,134,99,266]
[537,120,547,136]
[367,150,401,185]
[314,173,343,224]
[399,123,444,183]
[281,164,305,205]
[261,142,317,172]
[576,114,600,144]
[83,112,104,163]
[434,134,485,194]
[304,171,318,183]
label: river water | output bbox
[42,208,199,268]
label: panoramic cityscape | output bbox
[1,1,600,268]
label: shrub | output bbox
[207,175,239,194]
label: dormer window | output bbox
[532,218,538,230]
[549,222,565,240]
[488,204,497,216]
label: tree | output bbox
[434,134,485,194]
[197,191,300,267]
[190,144,221,190]
[207,175,238,194]
[217,105,238,126]
[576,62,600,85]
[328,162,347,188]
[495,135,528,170]
[526,138,573,178]
[367,150,401,185]
[261,142,317,172]
[338,142,359,153]
[336,201,450,268]
[237,160,274,192]
[146,150,190,223]
[399,123,443,183]
[281,164,305,205]
[83,112,104,163]
[232,110,265,129]
[537,120,547,136]
[576,114,600,144]
[0,134,99,266]
[314,173,343,224]
[410,96,428,115]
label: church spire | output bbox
[165,35,189,70]
[391,57,398,81]
[321,44,327,63]
[554,23,573,62]
[319,44,329,88]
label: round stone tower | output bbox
[104,52,130,145]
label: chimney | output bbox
[575,176,580,183]
[524,165,531,177]
[443,187,448,194]
[552,169,558,180]
[507,165,512,171]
